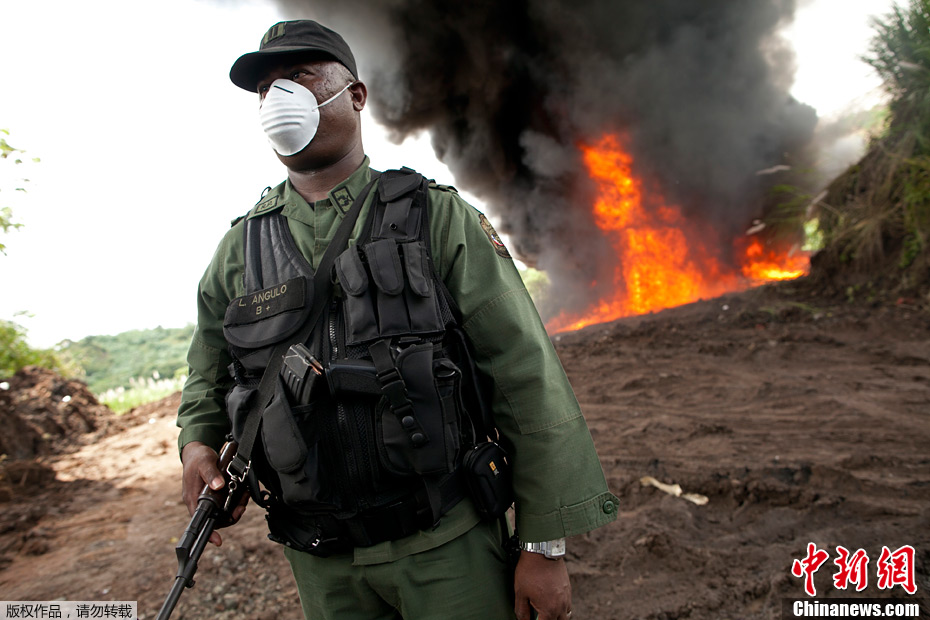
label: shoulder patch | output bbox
[249,194,282,219]
[479,213,512,259]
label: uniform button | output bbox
[411,432,425,445]
[602,499,617,514]
[401,416,416,429]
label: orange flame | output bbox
[741,238,809,281]
[546,134,809,333]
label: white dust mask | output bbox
[258,78,354,156]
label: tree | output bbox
[0,129,39,255]
[865,0,930,154]
[0,319,67,379]
[0,130,62,378]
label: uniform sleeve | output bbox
[176,225,244,456]
[430,189,618,542]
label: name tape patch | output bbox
[226,277,306,326]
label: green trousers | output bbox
[284,518,516,619]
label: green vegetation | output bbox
[98,373,187,414]
[59,325,194,395]
[1,322,193,413]
[0,318,72,378]
[0,129,39,255]
[813,0,930,296]
[0,131,62,378]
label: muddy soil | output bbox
[0,282,927,619]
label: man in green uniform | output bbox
[177,19,617,620]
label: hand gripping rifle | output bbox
[153,177,382,619]
[156,440,248,620]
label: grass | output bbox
[99,373,185,414]
[805,1,930,303]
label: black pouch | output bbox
[336,239,444,346]
[462,441,515,520]
[261,377,337,509]
[376,344,461,477]
[335,246,379,343]
[225,384,257,441]
[265,503,349,557]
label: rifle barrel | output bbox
[157,440,240,620]
[155,577,188,620]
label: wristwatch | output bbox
[521,538,566,559]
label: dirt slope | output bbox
[0,282,927,619]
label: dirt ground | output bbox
[0,281,927,619]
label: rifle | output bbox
[157,440,247,620]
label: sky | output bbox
[0,0,896,348]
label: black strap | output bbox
[368,339,429,447]
[228,174,380,482]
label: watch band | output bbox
[520,538,566,558]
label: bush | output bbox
[0,320,68,379]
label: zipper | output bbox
[329,300,369,511]
[329,300,339,361]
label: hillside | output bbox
[58,325,194,394]
[0,281,926,619]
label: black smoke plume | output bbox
[265,0,818,318]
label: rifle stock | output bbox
[156,441,245,620]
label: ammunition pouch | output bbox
[335,239,444,345]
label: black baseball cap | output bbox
[230,20,358,92]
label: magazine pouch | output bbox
[336,239,443,346]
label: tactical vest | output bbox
[222,169,489,555]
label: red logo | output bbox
[792,543,830,597]
[792,543,918,597]
[833,546,870,592]
[877,545,917,595]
